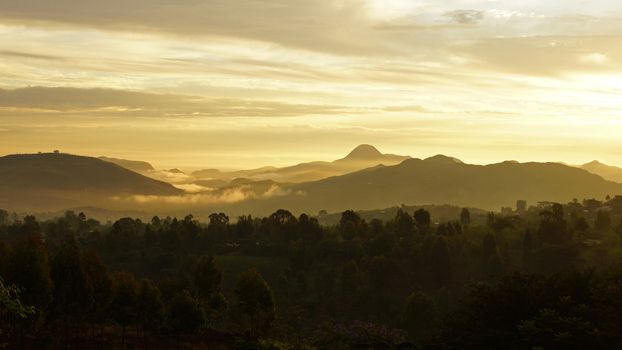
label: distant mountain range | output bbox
[2,147,622,215]
[287,157,622,212]
[0,153,181,210]
[580,161,622,183]
[222,155,622,215]
[191,144,410,183]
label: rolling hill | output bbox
[224,156,622,215]
[581,160,622,183]
[0,153,182,210]
[99,156,155,172]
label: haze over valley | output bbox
[2,145,621,220]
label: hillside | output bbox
[581,160,622,183]
[99,156,155,172]
[0,153,182,210]
[191,144,410,183]
[226,156,622,214]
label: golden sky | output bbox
[1,0,622,169]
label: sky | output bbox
[0,0,621,170]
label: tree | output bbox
[0,277,34,345]
[136,279,164,335]
[595,210,612,232]
[5,236,52,315]
[49,236,93,344]
[0,209,8,227]
[339,210,363,241]
[166,290,205,345]
[414,209,431,232]
[298,213,322,241]
[236,215,254,237]
[402,290,437,341]
[574,217,589,237]
[460,208,471,227]
[394,209,414,237]
[428,237,451,286]
[482,234,504,278]
[194,255,227,318]
[108,218,143,252]
[234,269,276,337]
[266,209,298,245]
[83,250,113,334]
[18,215,42,239]
[194,255,223,299]
[111,272,138,345]
[538,204,570,244]
[368,256,400,294]
[341,260,360,295]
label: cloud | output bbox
[0,0,501,57]
[0,50,63,61]
[0,87,356,118]
[117,183,298,205]
[381,105,432,113]
[579,52,609,65]
[451,36,622,76]
[444,10,485,25]
[0,0,388,55]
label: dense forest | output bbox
[2,197,622,349]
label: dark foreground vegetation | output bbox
[2,196,622,349]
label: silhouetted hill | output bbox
[191,145,410,183]
[343,144,383,159]
[0,153,182,210]
[253,158,622,213]
[99,156,154,172]
[423,154,464,164]
[581,160,622,183]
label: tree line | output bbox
[1,199,622,349]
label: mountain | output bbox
[343,144,383,159]
[191,145,410,183]
[99,156,154,172]
[0,153,182,210]
[225,157,622,214]
[581,161,622,183]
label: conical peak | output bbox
[344,144,383,160]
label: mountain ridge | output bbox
[191,144,410,183]
[0,153,182,210]
[580,160,622,183]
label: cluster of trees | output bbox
[0,210,275,348]
[1,200,622,349]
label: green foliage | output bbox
[166,290,205,335]
[195,255,224,298]
[2,202,622,348]
[460,208,471,227]
[82,249,113,325]
[194,255,228,319]
[402,290,437,340]
[339,210,363,241]
[0,278,35,347]
[111,272,138,329]
[5,236,52,313]
[595,210,612,232]
[49,236,93,321]
[235,269,276,337]
[414,209,431,232]
[136,278,165,332]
